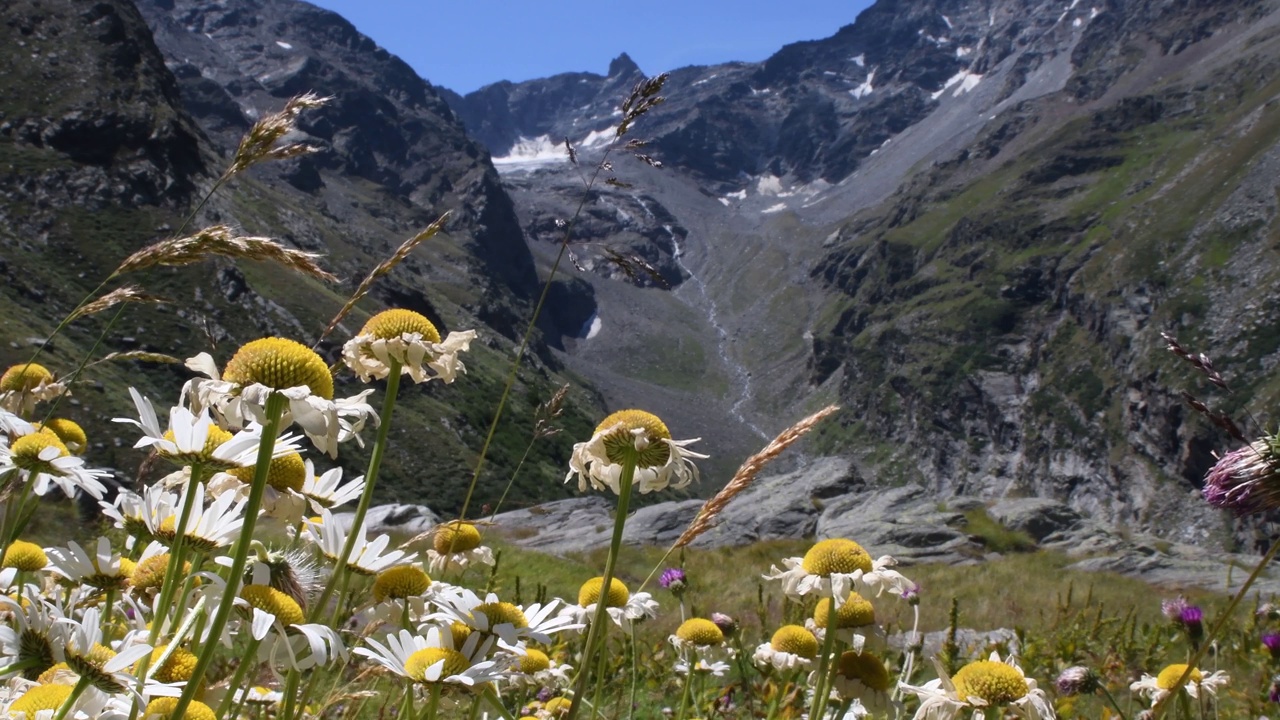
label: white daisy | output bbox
[146,482,247,551]
[0,363,67,416]
[1130,663,1229,706]
[752,625,819,672]
[899,653,1054,720]
[0,429,109,500]
[182,337,377,458]
[0,591,67,679]
[44,537,130,592]
[426,521,495,575]
[305,509,417,576]
[829,650,897,717]
[566,409,707,495]
[0,408,34,442]
[236,585,346,674]
[429,589,581,646]
[341,308,476,384]
[56,607,153,695]
[114,387,301,469]
[560,577,658,629]
[300,460,364,511]
[507,648,573,688]
[354,627,507,688]
[675,658,731,677]
[764,539,912,602]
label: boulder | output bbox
[334,503,439,537]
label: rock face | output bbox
[442,0,1280,553]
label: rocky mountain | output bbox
[444,0,1280,549]
[0,0,602,515]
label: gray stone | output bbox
[818,486,979,563]
[987,498,1082,541]
[334,503,440,537]
[490,497,613,555]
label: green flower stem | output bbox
[764,671,790,720]
[563,449,638,720]
[419,684,442,720]
[628,623,639,720]
[169,392,287,720]
[588,645,610,718]
[732,635,757,717]
[399,684,417,720]
[675,655,695,720]
[52,675,91,720]
[1099,684,1129,720]
[810,622,841,720]
[0,480,36,561]
[480,686,511,719]
[1154,536,1280,718]
[0,658,41,677]
[148,462,207,646]
[280,669,303,720]
[215,637,264,719]
[310,359,402,622]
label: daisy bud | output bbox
[711,612,738,638]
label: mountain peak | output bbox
[608,52,640,78]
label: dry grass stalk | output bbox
[115,225,338,282]
[67,286,167,322]
[89,351,184,368]
[533,384,570,440]
[673,404,840,549]
[227,92,331,177]
[315,213,450,345]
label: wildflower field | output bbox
[1,79,1279,720]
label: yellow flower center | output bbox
[837,650,892,692]
[544,697,573,716]
[222,337,334,399]
[475,601,528,629]
[161,425,234,461]
[578,576,630,607]
[450,621,472,647]
[372,565,431,602]
[10,683,73,715]
[770,625,820,658]
[229,451,307,492]
[36,661,72,684]
[38,418,87,454]
[518,648,551,674]
[801,539,873,577]
[144,697,217,720]
[240,584,305,626]
[141,644,200,683]
[404,647,469,682]
[2,540,48,571]
[814,593,875,629]
[595,409,673,468]
[1157,664,1203,690]
[10,432,69,471]
[0,363,52,392]
[132,553,189,594]
[952,660,1029,705]
[675,618,725,646]
[361,308,441,343]
[433,522,482,554]
[86,643,116,666]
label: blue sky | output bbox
[306,0,876,94]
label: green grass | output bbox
[961,508,1037,554]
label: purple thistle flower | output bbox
[1203,439,1280,515]
[536,687,554,702]
[659,567,687,592]
[901,582,922,606]
[1265,632,1280,660]
[1180,605,1204,642]
[1270,675,1280,703]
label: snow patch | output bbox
[762,203,787,214]
[941,14,953,29]
[580,127,615,148]
[1073,17,1082,27]
[851,54,865,67]
[718,197,731,206]
[492,135,566,167]
[755,174,783,196]
[750,87,772,96]
[931,70,983,100]
[956,46,972,58]
[1069,0,1080,8]
[579,312,602,340]
[1090,6,1102,18]
[850,70,875,99]
[692,73,719,87]
[275,40,292,50]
